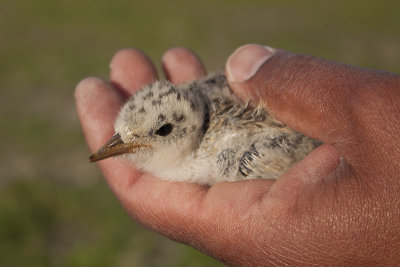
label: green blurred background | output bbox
[1,0,399,266]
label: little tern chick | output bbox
[89,73,319,185]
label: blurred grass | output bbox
[0,0,399,266]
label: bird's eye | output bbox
[155,123,174,136]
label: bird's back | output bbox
[180,73,319,183]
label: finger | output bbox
[75,77,122,151]
[225,44,391,145]
[110,48,158,97]
[75,77,140,191]
[263,144,342,213]
[162,47,206,84]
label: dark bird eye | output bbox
[155,123,173,136]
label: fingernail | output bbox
[226,44,276,83]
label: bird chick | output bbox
[90,73,320,185]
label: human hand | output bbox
[75,45,400,265]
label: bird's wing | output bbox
[237,143,293,179]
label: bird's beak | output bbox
[89,133,149,163]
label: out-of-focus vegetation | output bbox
[1,0,399,266]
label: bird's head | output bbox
[89,81,206,170]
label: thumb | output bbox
[225,44,363,144]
